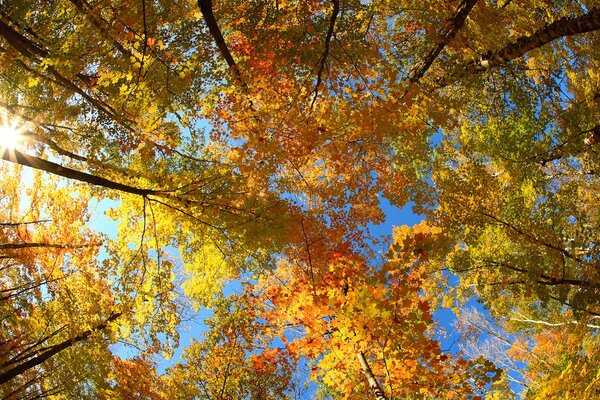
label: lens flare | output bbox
[0,111,29,151]
[0,124,21,150]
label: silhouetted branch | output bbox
[311,0,340,109]
[408,0,478,83]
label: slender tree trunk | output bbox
[356,351,387,400]
[1,148,159,197]
[408,0,478,83]
[310,0,340,108]
[198,0,245,86]
[0,313,121,384]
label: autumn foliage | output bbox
[1,0,599,399]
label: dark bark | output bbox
[198,0,245,86]
[481,211,586,265]
[1,327,66,370]
[44,65,129,129]
[0,18,47,59]
[407,0,478,83]
[534,124,600,165]
[0,100,150,178]
[0,313,121,385]
[311,0,340,108]
[0,278,63,301]
[27,133,88,162]
[484,260,600,289]
[0,220,50,227]
[0,15,133,130]
[0,242,93,251]
[1,148,160,197]
[0,372,44,400]
[23,385,64,400]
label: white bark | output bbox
[356,352,387,400]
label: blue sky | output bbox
[78,133,511,397]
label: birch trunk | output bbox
[356,351,387,400]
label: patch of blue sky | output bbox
[17,90,519,397]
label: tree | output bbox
[427,53,599,319]
[1,0,600,398]
[457,307,600,398]
[255,223,499,399]
[0,1,293,392]
[163,294,295,399]
[0,165,119,398]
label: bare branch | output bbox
[510,316,600,330]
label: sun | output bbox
[0,123,21,150]
[0,111,29,151]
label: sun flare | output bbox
[0,124,21,150]
[0,111,28,151]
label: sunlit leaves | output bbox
[1,0,600,398]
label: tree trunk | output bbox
[470,6,600,71]
[442,6,600,85]
[198,0,245,86]
[1,148,159,197]
[0,313,121,384]
[310,0,340,108]
[408,0,478,83]
[356,351,387,400]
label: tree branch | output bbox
[407,0,478,83]
[510,316,600,330]
[1,148,160,197]
[356,351,387,400]
[0,220,50,227]
[67,0,133,58]
[27,133,88,162]
[0,313,121,385]
[0,16,134,130]
[480,211,586,265]
[533,124,600,165]
[446,6,600,83]
[483,259,600,289]
[0,242,97,251]
[197,0,245,86]
[310,0,340,109]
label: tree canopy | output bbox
[0,0,598,398]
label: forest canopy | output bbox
[0,0,598,398]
